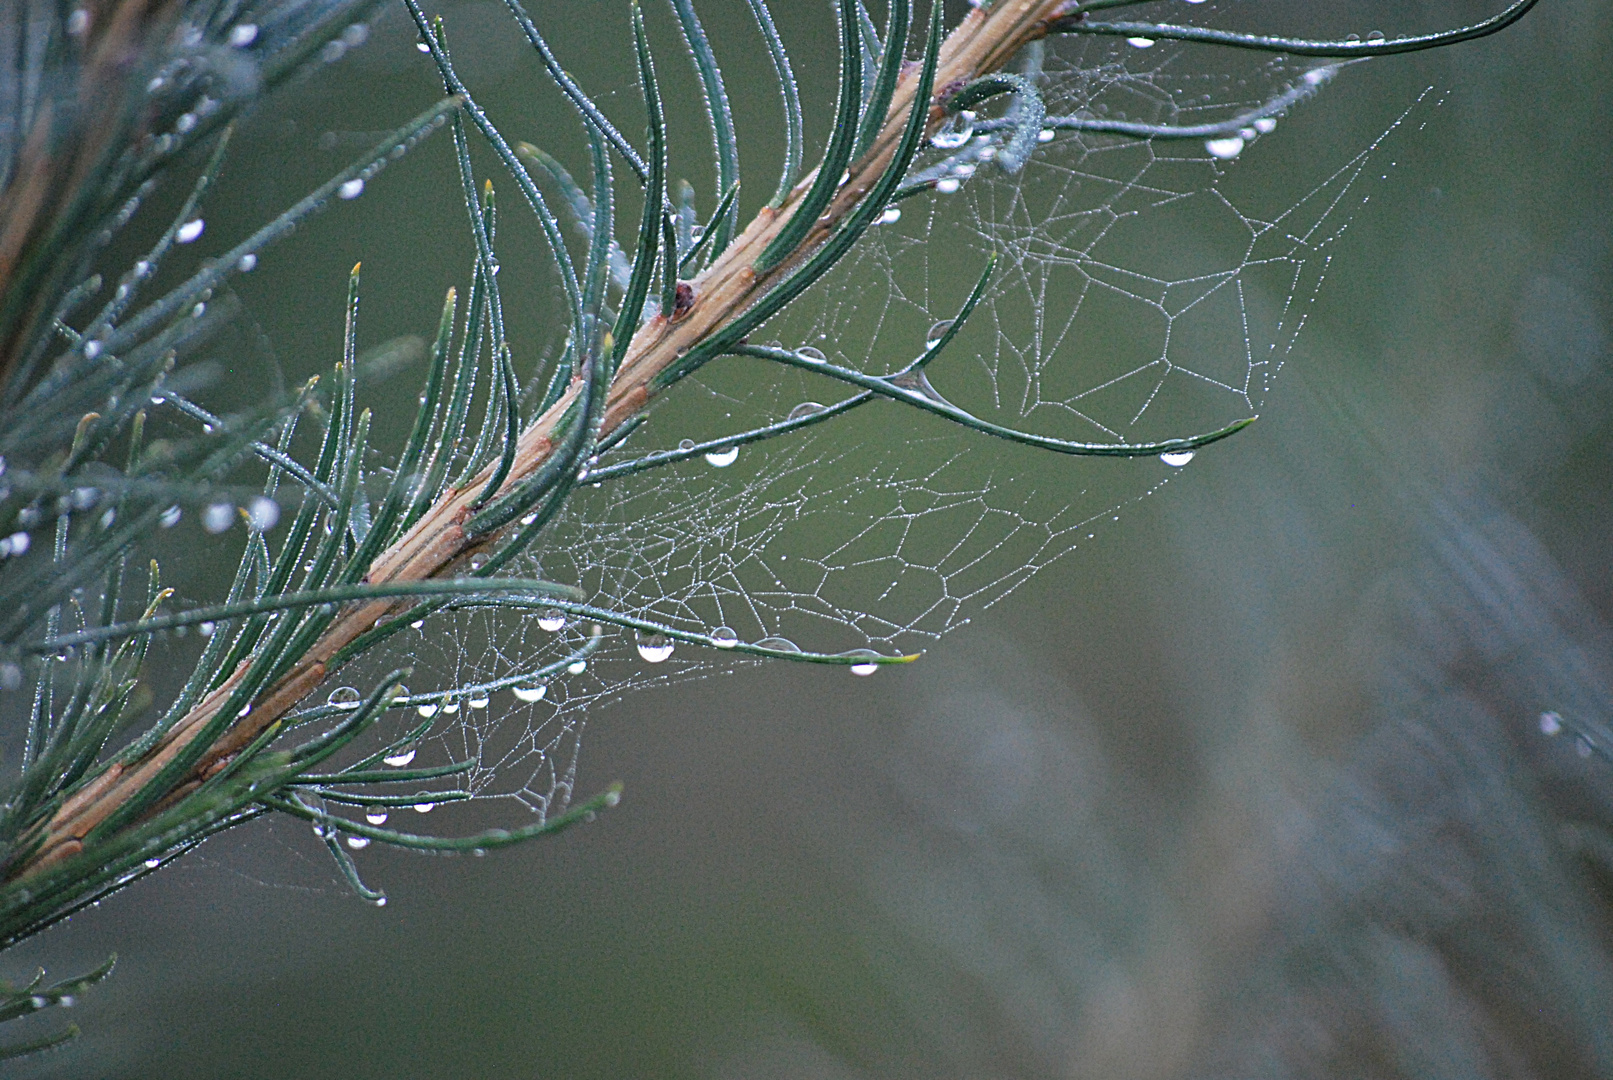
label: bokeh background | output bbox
[9,0,1613,1075]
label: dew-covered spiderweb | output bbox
[333,30,1419,836]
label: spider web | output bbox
[332,30,1417,835]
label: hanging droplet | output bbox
[1037,128,1056,143]
[383,748,416,767]
[441,702,460,714]
[879,206,901,225]
[160,505,182,528]
[229,23,258,46]
[176,218,205,243]
[411,620,424,631]
[787,402,827,421]
[416,39,431,52]
[795,346,827,363]
[1205,136,1245,160]
[237,253,258,272]
[1159,450,1195,467]
[339,178,365,200]
[469,695,490,709]
[935,177,961,194]
[756,636,801,653]
[1127,36,1155,48]
[1539,711,1563,736]
[705,445,739,468]
[346,835,370,850]
[512,684,547,703]
[198,621,216,638]
[414,799,436,813]
[366,809,389,825]
[328,686,362,710]
[1253,117,1277,135]
[538,609,566,632]
[637,633,675,663]
[416,702,439,718]
[925,319,954,349]
[201,502,234,533]
[710,626,739,648]
[845,649,882,676]
[144,857,161,869]
[931,110,976,150]
[567,659,587,675]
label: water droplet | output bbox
[441,702,459,714]
[1540,711,1563,736]
[1159,450,1195,467]
[237,252,258,272]
[512,684,547,703]
[705,445,739,467]
[879,206,901,224]
[346,835,370,850]
[637,634,675,663]
[1,531,27,557]
[926,319,954,349]
[1037,128,1055,143]
[202,501,234,533]
[66,9,89,35]
[411,620,424,631]
[795,346,826,363]
[935,177,961,194]
[328,686,362,710]
[678,438,697,451]
[414,800,435,813]
[845,649,881,676]
[787,402,827,421]
[710,626,739,648]
[416,40,431,52]
[229,22,258,46]
[520,513,538,526]
[383,748,416,767]
[1576,737,1594,758]
[469,695,489,709]
[1205,136,1245,160]
[160,505,182,528]
[144,857,161,869]
[1127,36,1155,48]
[567,659,587,675]
[175,112,198,135]
[756,636,801,653]
[29,995,47,1009]
[176,218,205,243]
[342,22,369,47]
[538,609,565,632]
[366,809,389,825]
[199,621,216,638]
[84,340,102,359]
[339,178,365,200]
[1253,117,1277,135]
[247,495,279,532]
[1304,68,1330,86]
[416,702,439,718]
[931,110,976,150]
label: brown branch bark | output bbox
[10,0,1071,883]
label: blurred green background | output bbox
[10,0,1613,1075]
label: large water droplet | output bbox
[1206,136,1245,160]
[931,110,976,150]
[925,319,954,349]
[787,402,827,421]
[237,253,258,272]
[416,702,439,718]
[160,505,182,528]
[1253,116,1277,135]
[365,809,389,825]
[468,695,489,709]
[935,177,960,195]
[637,634,675,662]
[537,609,566,632]
[383,748,416,767]
[705,445,739,468]
[512,683,547,703]
[567,659,587,675]
[1540,711,1563,736]
[177,219,205,243]
[1159,450,1195,467]
[328,686,362,710]
[346,835,370,850]
[201,502,234,533]
[795,346,826,363]
[145,857,161,869]
[710,626,739,648]
[339,178,365,200]
[756,636,801,653]
[414,799,436,813]
[229,22,258,46]
[879,206,901,225]
[247,495,280,532]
